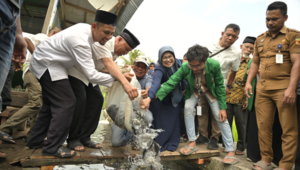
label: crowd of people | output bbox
[0,0,300,170]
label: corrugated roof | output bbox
[88,0,119,11]
[114,0,143,35]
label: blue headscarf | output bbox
[157,46,183,107]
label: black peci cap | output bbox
[243,36,256,44]
[94,10,118,26]
[120,29,140,49]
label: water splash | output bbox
[128,109,164,170]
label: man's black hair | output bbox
[183,53,187,59]
[267,1,287,16]
[186,44,209,63]
[224,24,240,33]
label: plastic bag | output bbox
[106,68,144,133]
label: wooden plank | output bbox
[41,166,55,170]
[11,90,28,107]
[99,143,126,159]
[42,0,55,34]
[115,0,125,15]
[118,145,142,157]
[80,147,103,158]
[23,2,48,9]
[65,2,95,15]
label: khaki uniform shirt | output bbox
[254,25,300,90]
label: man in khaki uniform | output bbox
[245,2,300,170]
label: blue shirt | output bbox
[138,74,153,90]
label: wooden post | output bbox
[41,0,55,34]
[60,0,67,28]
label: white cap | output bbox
[135,55,150,67]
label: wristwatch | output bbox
[227,85,233,89]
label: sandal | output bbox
[235,149,245,155]
[67,140,85,152]
[82,140,102,149]
[179,145,198,155]
[252,160,273,170]
[222,155,239,165]
[0,132,15,144]
[42,145,77,158]
[0,151,7,158]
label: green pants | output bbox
[0,71,42,135]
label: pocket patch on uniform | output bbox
[296,38,300,45]
[257,44,263,47]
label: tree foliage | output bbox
[118,49,155,66]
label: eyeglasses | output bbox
[188,64,203,69]
[162,56,173,61]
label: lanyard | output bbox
[195,70,204,103]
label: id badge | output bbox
[197,106,202,116]
[276,54,283,64]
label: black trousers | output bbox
[246,92,283,166]
[227,103,248,151]
[67,76,103,143]
[295,95,300,170]
[26,70,76,153]
[1,63,14,111]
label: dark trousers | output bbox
[26,70,76,153]
[246,92,283,166]
[227,103,248,151]
[67,76,103,143]
[1,63,14,112]
[295,95,300,170]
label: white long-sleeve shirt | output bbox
[67,37,116,86]
[29,23,115,87]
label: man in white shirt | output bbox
[27,10,138,158]
[0,27,61,144]
[66,29,140,151]
[197,24,241,150]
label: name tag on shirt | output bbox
[197,106,202,116]
[276,54,283,64]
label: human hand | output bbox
[123,83,138,100]
[282,88,296,105]
[12,34,27,71]
[140,97,151,111]
[123,73,134,82]
[141,90,148,99]
[242,103,248,110]
[244,83,252,98]
[219,110,227,122]
[225,87,231,95]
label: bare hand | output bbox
[225,87,231,95]
[282,88,296,105]
[124,83,138,100]
[244,83,252,98]
[242,103,248,110]
[141,90,148,99]
[140,97,151,111]
[219,110,227,122]
[12,34,27,71]
[123,73,134,82]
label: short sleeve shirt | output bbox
[206,40,241,85]
[138,74,153,90]
[254,26,300,90]
[91,37,116,71]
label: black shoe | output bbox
[196,134,209,144]
[207,137,219,150]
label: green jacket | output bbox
[244,59,256,112]
[156,58,227,110]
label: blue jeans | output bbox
[0,0,20,113]
[184,93,235,152]
[111,109,153,147]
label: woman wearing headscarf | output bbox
[147,46,185,152]
[149,62,156,76]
